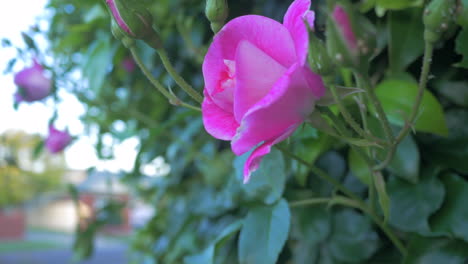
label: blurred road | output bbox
[0,231,128,264]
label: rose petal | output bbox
[203,15,296,110]
[283,0,313,65]
[202,91,240,140]
[231,63,315,155]
[243,125,297,183]
[234,40,287,122]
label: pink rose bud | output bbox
[202,0,325,183]
[332,5,358,52]
[13,60,52,103]
[327,3,376,69]
[45,125,72,154]
[105,0,162,49]
[122,57,136,72]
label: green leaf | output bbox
[293,131,332,186]
[82,37,115,95]
[233,149,286,205]
[435,81,468,107]
[238,199,290,264]
[430,174,468,243]
[184,220,242,264]
[387,8,424,73]
[377,0,423,10]
[455,28,468,69]
[32,140,44,160]
[457,0,468,26]
[184,246,214,264]
[21,32,38,52]
[310,151,346,196]
[404,236,468,264]
[424,109,468,173]
[374,79,448,136]
[291,206,331,264]
[348,148,371,185]
[387,167,445,233]
[367,117,420,183]
[328,209,380,263]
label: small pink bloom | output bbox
[45,125,72,154]
[202,0,325,182]
[13,60,52,103]
[122,57,136,72]
[332,5,358,51]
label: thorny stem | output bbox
[289,197,331,207]
[354,72,394,143]
[157,49,204,103]
[373,41,434,171]
[130,47,201,112]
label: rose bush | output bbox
[202,0,325,182]
[13,59,51,103]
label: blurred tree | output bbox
[0,130,66,208]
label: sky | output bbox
[0,0,138,173]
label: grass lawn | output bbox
[0,240,62,253]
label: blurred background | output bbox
[0,0,294,263]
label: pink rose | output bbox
[45,125,72,154]
[202,0,325,182]
[13,60,52,103]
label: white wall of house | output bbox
[27,199,85,232]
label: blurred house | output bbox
[27,170,131,234]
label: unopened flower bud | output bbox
[105,0,162,49]
[423,0,457,43]
[205,0,228,33]
[326,2,376,70]
[308,29,334,77]
[13,59,52,104]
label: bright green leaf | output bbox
[430,174,468,243]
[404,236,468,264]
[455,28,468,69]
[387,8,424,73]
[238,199,290,264]
[233,149,286,205]
[374,79,448,136]
[328,209,380,263]
[387,167,445,233]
